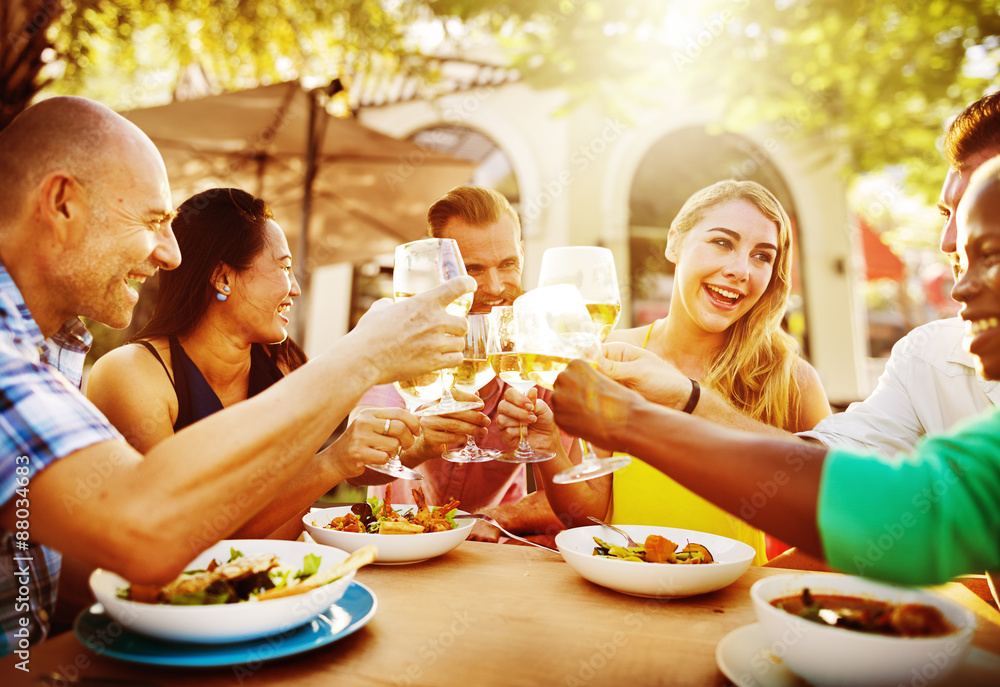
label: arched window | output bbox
[409,125,519,200]
[628,126,810,357]
[349,124,519,330]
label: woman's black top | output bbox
[136,336,284,431]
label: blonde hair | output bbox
[670,179,802,430]
[427,185,521,238]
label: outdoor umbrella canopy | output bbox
[121,80,475,272]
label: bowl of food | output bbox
[554,524,755,598]
[304,489,473,564]
[89,538,372,644]
[750,572,976,687]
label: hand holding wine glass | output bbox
[369,238,476,481]
[392,238,482,416]
[487,305,555,463]
[342,407,422,480]
[442,313,501,463]
[353,276,474,386]
[513,283,630,483]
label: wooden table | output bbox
[5,542,1000,686]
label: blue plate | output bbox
[73,581,377,667]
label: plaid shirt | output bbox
[0,262,121,656]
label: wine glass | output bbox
[392,238,482,416]
[538,247,629,482]
[486,306,555,463]
[513,283,630,483]
[537,246,622,342]
[442,313,501,463]
[365,383,427,481]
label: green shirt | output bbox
[818,406,1000,585]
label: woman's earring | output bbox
[216,285,230,302]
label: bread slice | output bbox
[256,544,377,600]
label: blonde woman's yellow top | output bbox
[609,322,768,566]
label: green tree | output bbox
[1,0,60,127]
[5,0,1000,199]
[2,0,422,127]
[421,0,1000,200]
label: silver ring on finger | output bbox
[381,418,391,436]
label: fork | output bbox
[455,513,559,552]
[587,515,641,548]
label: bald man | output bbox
[0,97,474,656]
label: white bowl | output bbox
[554,525,755,598]
[304,505,473,564]
[750,572,976,687]
[89,539,354,644]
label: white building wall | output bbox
[353,83,867,403]
[303,263,354,358]
[766,141,868,403]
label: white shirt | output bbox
[799,317,1000,456]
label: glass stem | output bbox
[441,369,457,401]
[579,438,598,463]
[388,446,403,467]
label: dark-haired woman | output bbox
[87,188,416,538]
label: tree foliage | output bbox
[422,0,1000,200]
[53,0,418,91]
[1,0,60,127]
[4,0,1000,200]
[2,0,425,123]
[696,0,1000,201]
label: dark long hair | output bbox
[133,188,307,372]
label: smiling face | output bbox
[953,162,1000,380]
[440,215,523,312]
[666,199,780,335]
[70,138,179,329]
[227,220,301,344]
[937,150,996,278]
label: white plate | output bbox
[716,623,1000,687]
[304,504,473,564]
[554,525,755,598]
[89,539,354,644]
[75,581,377,666]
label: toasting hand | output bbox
[599,342,694,411]
[551,359,641,453]
[352,276,476,385]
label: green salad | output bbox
[120,548,324,605]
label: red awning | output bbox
[858,218,905,281]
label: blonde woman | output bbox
[500,180,830,564]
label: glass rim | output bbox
[395,237,459,250]
[541,245,614,256]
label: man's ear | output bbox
[37,171,87,245]
[665,227,680,262]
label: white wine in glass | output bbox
[513,283,630,483]
[513,285,601,389]
[393,372,444,407]
[487,306,555,463]
[392,238,481,417]
[585,302,622,342]
[443,313,501,463]
[537,246,622,343]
